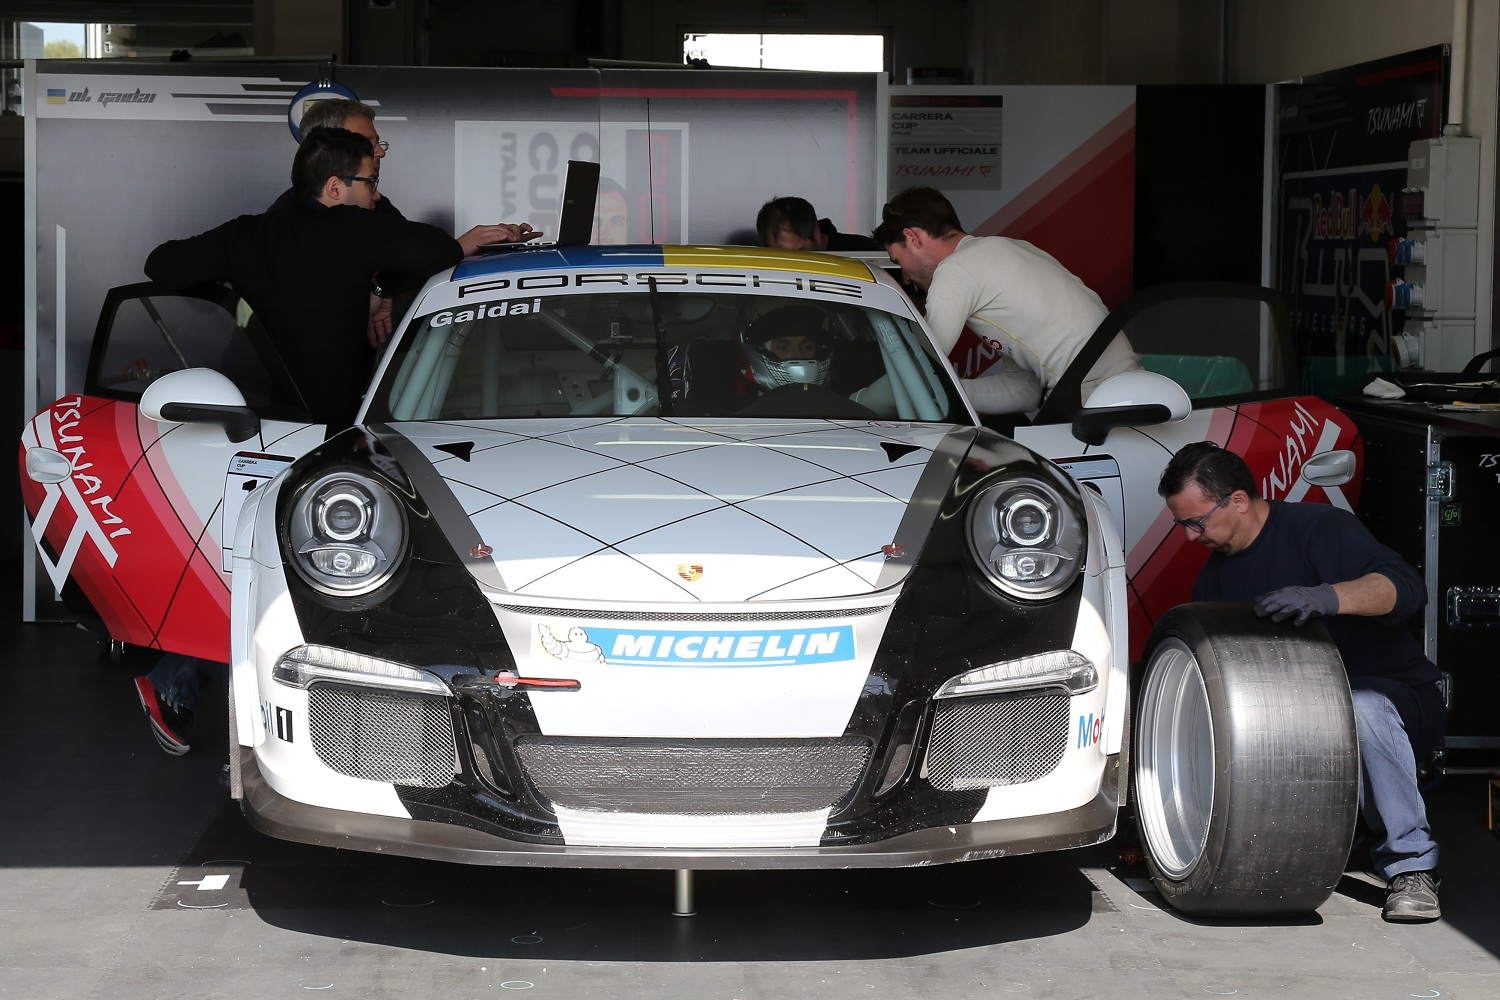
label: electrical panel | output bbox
[1403,136,1481,227]
[1388,135,1482,370]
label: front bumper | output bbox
[238,749,1120,869]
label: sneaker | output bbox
[1383,870,1441,922]
[133,675,192,756]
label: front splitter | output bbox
[238,753,1120,870]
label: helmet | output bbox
[739,306,834,389]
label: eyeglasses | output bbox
[340,174,380,190]
[1171,494,1231,533]
[374,139,390,151]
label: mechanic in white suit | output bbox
[872,186,1139,415]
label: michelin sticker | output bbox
[537,623,854,667]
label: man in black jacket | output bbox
[146,127,474,428]
[135,127,496,759]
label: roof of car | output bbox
[452,243,877,282]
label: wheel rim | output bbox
[1135,638,1214,879]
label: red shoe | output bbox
[133,675,191,756]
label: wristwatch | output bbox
[371,282,389,298]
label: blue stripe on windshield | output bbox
[453,244,666,279]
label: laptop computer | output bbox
[481,159,601,251]
[553,159,601,246]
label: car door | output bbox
[20,282,327,661]
[1013,283,1364,662]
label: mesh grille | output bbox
[515,736,871,814]
[925,694,1069,790]
[308,684,457,788]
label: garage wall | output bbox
[969,0,1107,85]
[664,0,970,82]
[337,0,972,83]
[1228,1,1457,84]
[1228,0,1500,360]
[968,1,1227,86]
[253,0,339,61]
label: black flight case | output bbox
[1341,372,1500,774]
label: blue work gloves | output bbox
[1253,583,1339,626]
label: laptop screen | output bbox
[554,160,601,246]
[471,159,602,253]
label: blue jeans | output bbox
[146,653,225,713]
[1350,677,1446,880]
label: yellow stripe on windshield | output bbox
[661,246,874,281]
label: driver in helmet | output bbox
[669,304,890,416]
[741,307,898,419]
[739,305,836,390]
[668,304,834,412]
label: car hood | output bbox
[375,418,975,604]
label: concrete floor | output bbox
[3,562,1498,1000]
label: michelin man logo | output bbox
[538,624,606,663]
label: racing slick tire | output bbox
[1131,603,1359,917]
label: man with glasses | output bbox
[277,97,533,255]
[294,98,393,199]
[1158,441,1446,923]
[871,186,1138,416]
[275,98,537,345]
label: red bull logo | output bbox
[1312,186,1394,243]
[1360,184,1394,243]
[1312,190,1357,241]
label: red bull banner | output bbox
[1275,46,1447,396]
[1280,165,1407,392]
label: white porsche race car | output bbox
[21,246,1364,917]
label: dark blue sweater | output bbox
[1193,500,1439,687]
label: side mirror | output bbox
[1070,370,1191,446]
[139,368,260,443]
[25,448,72,484]
[1301,449,1358,488]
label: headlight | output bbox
[935,651,1098,698]
[273,644,447,694]
[288,470,407,596]
[965,476,1083,600]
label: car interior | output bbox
[376,290,964,423]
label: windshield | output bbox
[368,290,968,423]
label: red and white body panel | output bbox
[20,393,321,658]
